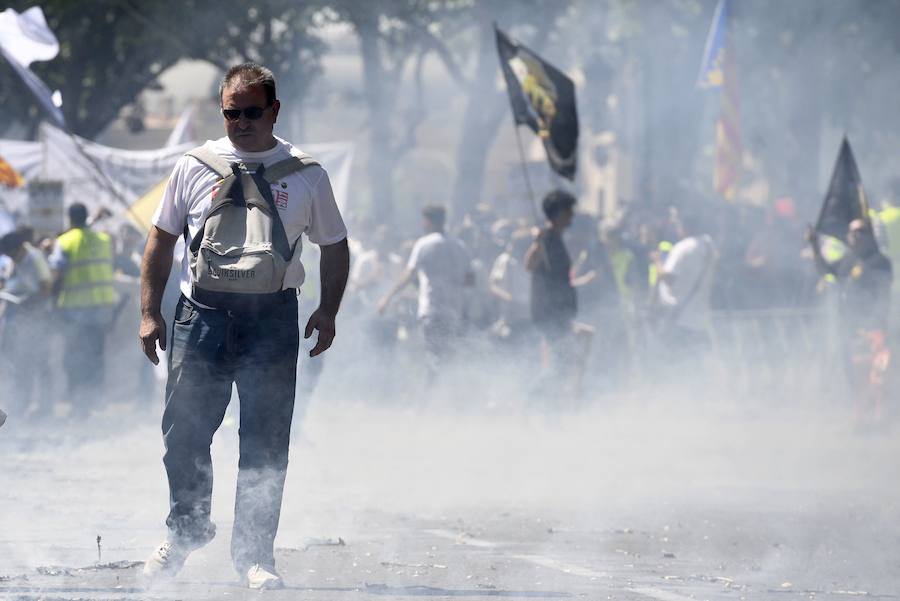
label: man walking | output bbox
[139,63,349,589]
[50,203,118,414]
[810,218,892,417]
[652,213,717,350]
[0,228,53,418]
[378,204,472,374]
[525,191,578,386]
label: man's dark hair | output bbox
[68,203,88,227]
[0,229,25,256]
[422,204,447,229]
[542,190,576,220]
[219,62,277,106]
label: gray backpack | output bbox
[184,144,318,310]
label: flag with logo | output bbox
[697,0,741,201]
[495,25,578,180]
[815,137,873,244]
[0,6,66,128]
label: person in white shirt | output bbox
[489,228,533,341]
[0,229,52,419]
[138,63,349,589]
[378,205,473,369]
[654,217,717,346]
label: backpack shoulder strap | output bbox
[185,144,233,179]
[262,153,320,184]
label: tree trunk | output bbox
[354,14,395,228]
[449,10,504,223]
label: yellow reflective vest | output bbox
[56,227,117,309]
[880,205,900,259]
[610,248,635,305]
[878,205,900,297]
[648,240,673,287]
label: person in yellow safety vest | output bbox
[603,227,641,314]
[49,202,117,415]
[878,197,900,302]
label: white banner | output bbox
[0,124,354,230]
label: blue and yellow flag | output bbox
[698,0,742,200]
[697,0,728,89]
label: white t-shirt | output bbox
[350,247,391,307]
[489,251,529,323]
[4,243,51,302]
[406,231,471,320]
[659,234,715,330]
[152,136,347,301]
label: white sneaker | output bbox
[246,564,284,590]
[142,540,192,580]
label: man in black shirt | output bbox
[525,191,578,389]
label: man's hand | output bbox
[524,228,547,272]
[140,225,177,365]
[305,307,336,357]
[139,311,167,365]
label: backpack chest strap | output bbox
[261,155,320,184]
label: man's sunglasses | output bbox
[221,103,272,121]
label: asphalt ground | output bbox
[1,398,899,601]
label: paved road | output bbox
[1,400,898,600]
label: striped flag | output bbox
[698,0,741,201]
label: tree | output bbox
[735,0,900,208]
[325,0,476,229]
[0,0,326,140]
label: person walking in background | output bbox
[139,62,349,589]
[489,227,533,345]
[525,190,580,394]
[810,219,892,419]
[378,204,473,377]
[0,228,53,419]
[652,213,717,352]
[49,203,118,416]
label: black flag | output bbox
[815,137,872,243]
[495,25,578,180]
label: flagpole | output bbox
[513,125,541,225]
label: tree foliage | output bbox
[0,0,326,139]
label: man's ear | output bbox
[271,99,281,122]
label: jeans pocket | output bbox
[174,298,198,326]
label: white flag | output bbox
[0,7,59,66]
[0,7,66,128]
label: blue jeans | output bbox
[162,293,299,570]
[60,306,114,411]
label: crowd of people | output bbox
[343,187,897,413]
[0,202,149,420]
[1,184,897,421]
